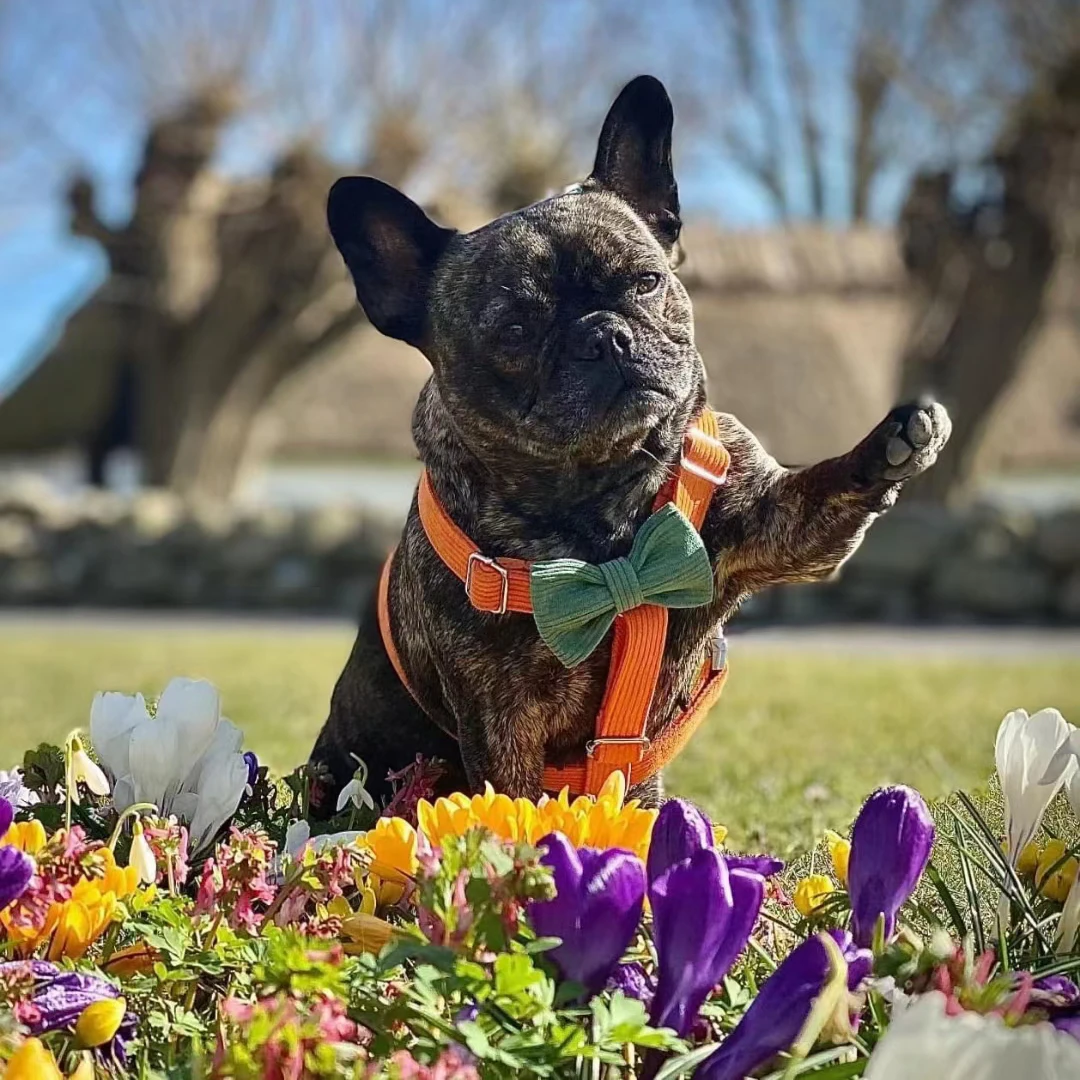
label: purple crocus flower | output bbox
[829,929,873,992]
[649,849,764,1036]
[1033,975,1080,1042]
[647,800,785,886]
[454,1003,480,1024]
[1033,975,1080,1004]
[726,854,785,878]
[607,961,655,1008]
[243,751,260,790]
[529,832,646,998]
[847,786,935,948]
[0,796,33,912]
[0,960,137,1063]
[695,931,865,1080]
[647,799,713,884]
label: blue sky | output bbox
[0,1,1009,391]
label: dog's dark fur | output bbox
[308,76,951,812]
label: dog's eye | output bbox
[635,272,663,296]
[500,323,526,346]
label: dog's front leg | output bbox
[454,702,548,800]
[710,400,951,590]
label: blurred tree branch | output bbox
[898,38,1080,503]
[0,0,647,497]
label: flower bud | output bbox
[128,818,158,885]
[794,874,834,918]
[75,996,127,1048]
[824,830,850,886]
[69,735,111,802]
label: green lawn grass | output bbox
[1,622,1076,856]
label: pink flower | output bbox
[142,817,190,887]
[384,756,447,826]
[193,827,277,931]
[417,870,473,950]
[374,1049,479,1080]
[215,991,362,1079]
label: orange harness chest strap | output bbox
[377,410,730,796]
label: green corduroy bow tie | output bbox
[530,503,714,668]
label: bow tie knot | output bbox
[599,557,646,615]
[530,503,714,668]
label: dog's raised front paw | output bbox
[871,398,952,483]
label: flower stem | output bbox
[203,910,225,951]
[100,920,121,965]
[262,864,306,924]
[64,736,74,832]
[300,767,310,821]
[108,803,159,851]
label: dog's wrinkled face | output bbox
[328,76,704,467]
[427,191,701,463]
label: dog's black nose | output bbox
[571,313,635,365]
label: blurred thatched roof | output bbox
[264,224,1080,472]
[678,224,904,293]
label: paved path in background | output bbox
[0,609,1076,657]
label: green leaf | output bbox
[953,814,986,955]
[926,862,967,939]
[493,952,545,997]
[522,935,562,955]
[762,1050,865,1079]
[652,1042,721,1080]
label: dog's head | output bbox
[328,76,704,468]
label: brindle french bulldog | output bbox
[308,75,951,812]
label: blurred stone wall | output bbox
[1,484,1076,622]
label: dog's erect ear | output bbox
[327,177,456,346]
[589,75,680,251]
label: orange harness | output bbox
[377,409,730,796]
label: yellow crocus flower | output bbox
[1017,840,1042,877]
[1037,839,1079,904]
[340,911,397,955]
[824,830,851,887]
[75,997,127,1048]
[794,874,835,918]
[5,1038,65,1080]
[1,842,139,958]
[69,1054,96,1080]
[2,818,47,854]
[414,773,657,862]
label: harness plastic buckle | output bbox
[465,552,510,615]
[681,429,729,486]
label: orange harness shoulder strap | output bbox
[377,410,730,796]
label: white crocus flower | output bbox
[68,735,111,803]
[88,677,250,852]
[186,750,249,851]
[283,819,362,862]
[864,991,1080,1079]
[996,708,1074,927]
[89,692,151,784]
[336,754,376,814]
[1041,722,1080,792]
[128,818,158,885]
